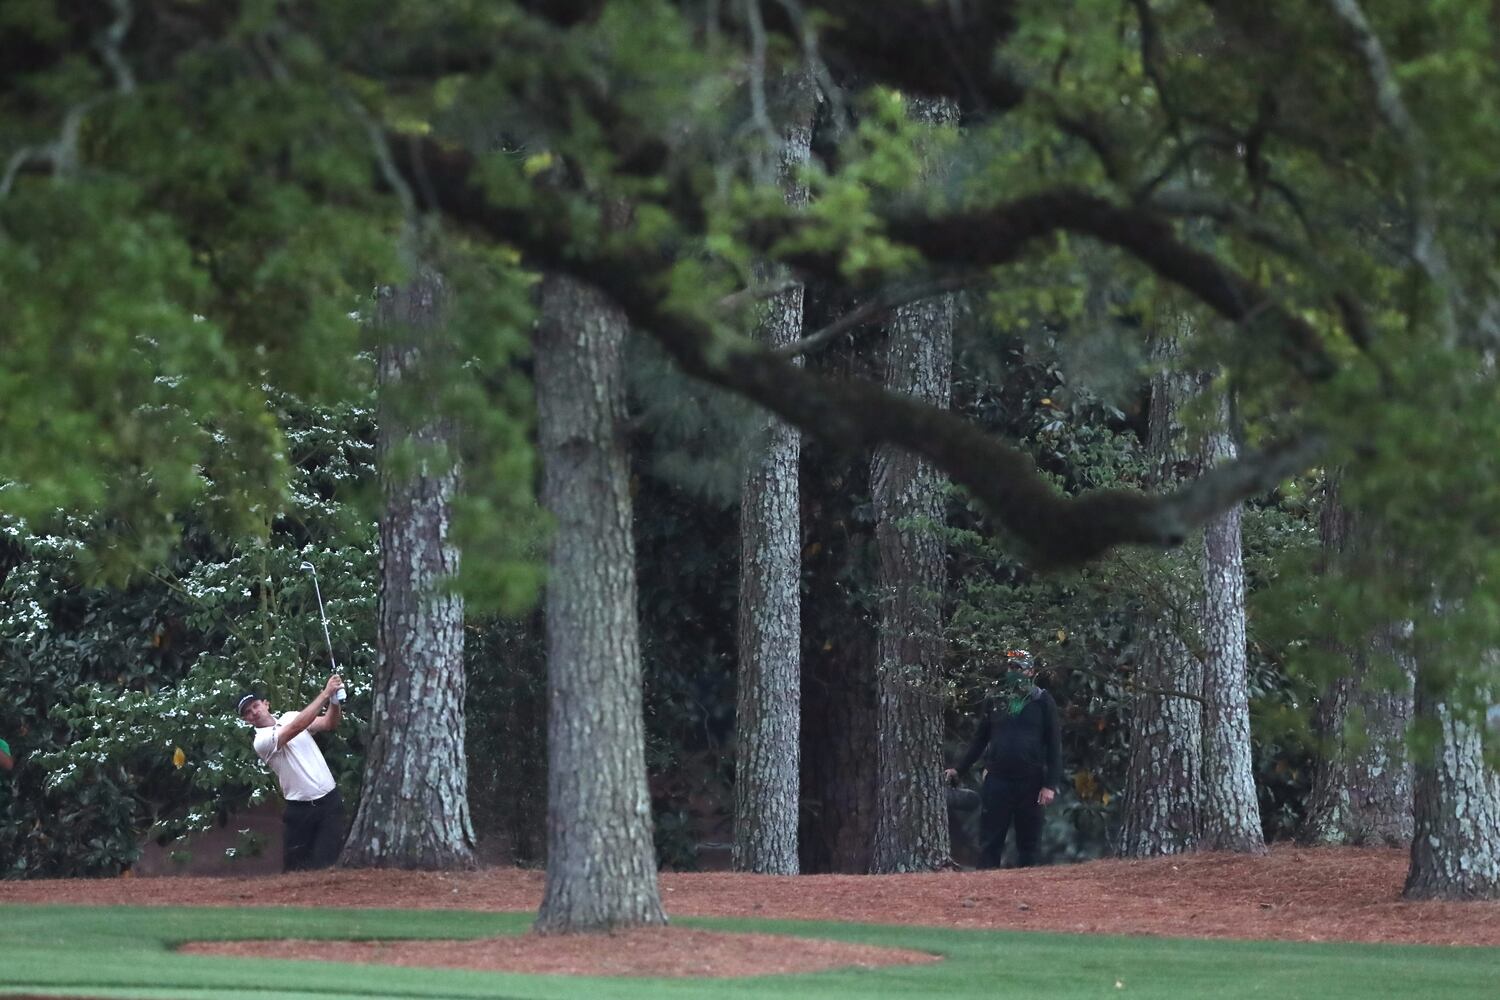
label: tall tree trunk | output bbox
[1197,396,1265,853]
[534,275,666,931]
[733,80,814,874]
[1117,329,1202,858]
[1404,653,1500,899]
[1303,476,1414,846]
[869,284,954,872]
[343,271,476,870]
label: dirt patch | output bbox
[4,847,1500,978]
[179,927,940,978]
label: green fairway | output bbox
[0,904,1495,1000]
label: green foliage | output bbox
[0,397,377,876]
[4,0,1500,874]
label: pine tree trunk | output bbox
[1118,623,1203,856]
[1303,477,1414,846]
[533,275,666,932]
[1117,330,1202,858]
[732,82,813,874]
[1197,400,1265,853]
[1404,659,1500,900]
[870,289,953,873]
[343,271,476,870]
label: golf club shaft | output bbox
[307,567,345,703]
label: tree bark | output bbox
[533,274,666,931]
[1117,329,1202,857]
[1197,396,1265,853]
[343,271,477,870]
[1405,667,1500,899]
[1303,477,1415,846]
[732,80,814,874]
[869,255,954,871]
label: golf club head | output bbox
[299,561,316,573]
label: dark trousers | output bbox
[978,769,1044,869]
[283,788,343,871]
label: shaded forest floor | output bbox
[4,846,1498,978]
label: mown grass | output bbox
[1,904,1495,1000]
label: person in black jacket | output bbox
[944,650,1062,868]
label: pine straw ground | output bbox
[3,846,1498,977]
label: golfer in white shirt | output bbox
[237,675,345,871]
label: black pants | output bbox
[978,769,1044,869]
[283,788,343,871]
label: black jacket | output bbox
[953,688,1063,791]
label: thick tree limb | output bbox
[396,138,1325,567]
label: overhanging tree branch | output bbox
[393,137,1327,567]
[761,187,1341,381]
[773,272,985,360]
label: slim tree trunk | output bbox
[343,271,476,870]
[1404,657,1500,899]
[733,80,813,874]
[870,286,954,873]
[1304,476,1415,846]
[534,275,666,931]
[1118,328,1202,858]
[1197,397,1265,853]
[1118,624,1203,857]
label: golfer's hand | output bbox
[324,674,343,697]
[943,768,958,785]
[1037,787,1056,806]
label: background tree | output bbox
[1301,479,1413,846]
[1117,329,1202,858]
[342,269,476,870]
[869,284,955,873]
[869,97,958,874]
[1405,668,1500,899]
[732,77,815,875]
[533,274,665,931]
[1198,392,1265,853]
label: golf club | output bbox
[300,560,347,704]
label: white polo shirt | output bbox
[253,711,336,801]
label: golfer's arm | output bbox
[0,749,12,771]
[277,692,333,748]
[309,699,341,734]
